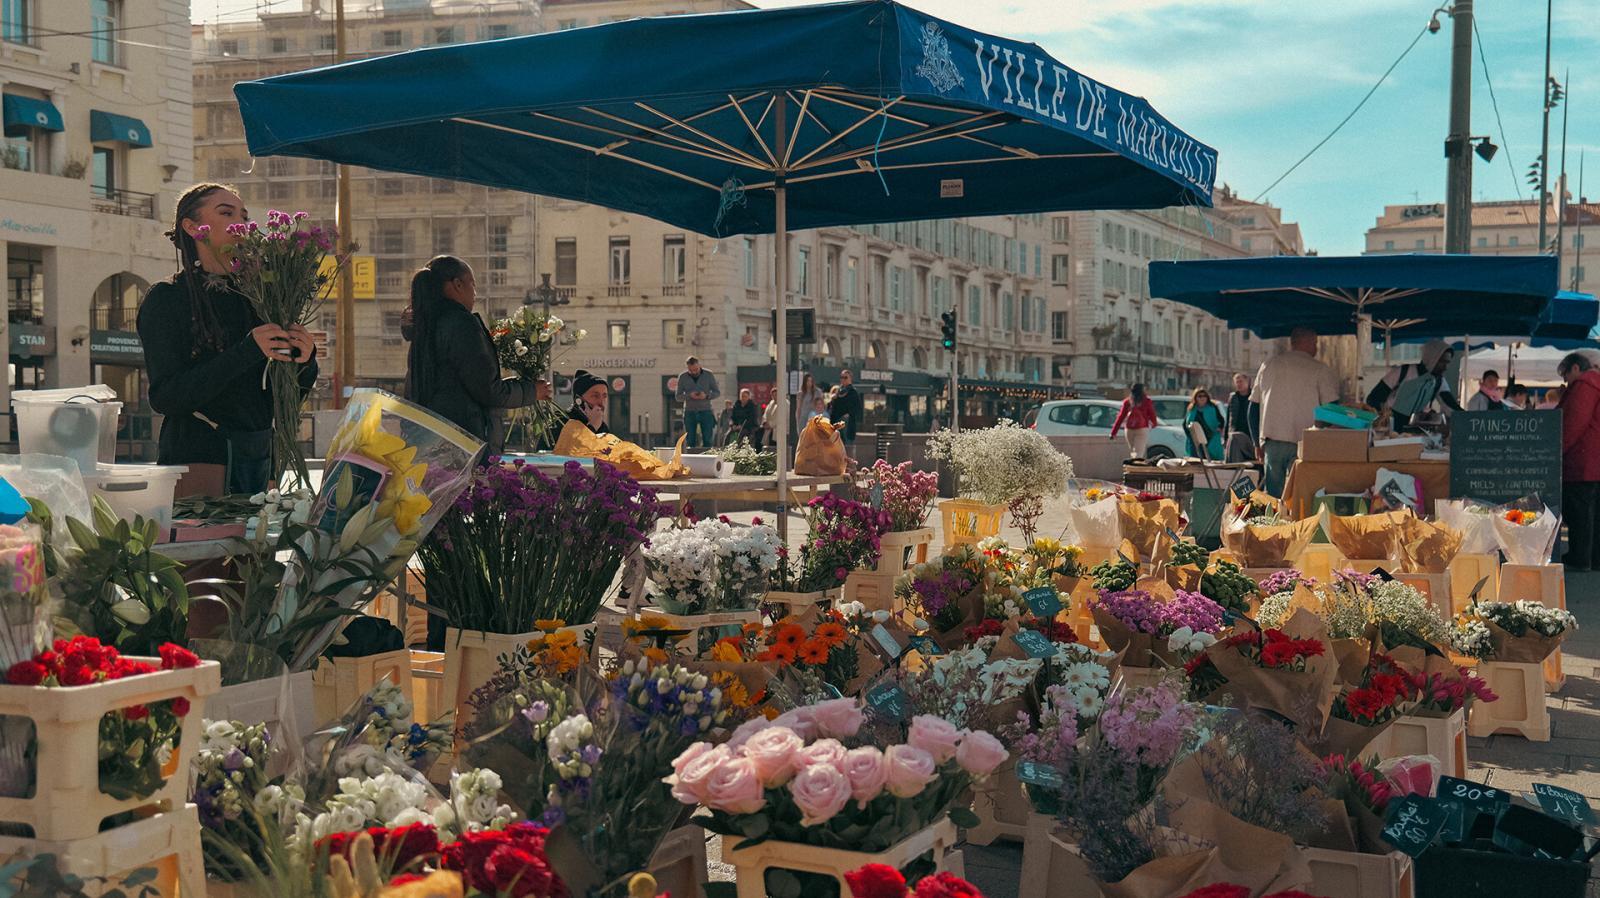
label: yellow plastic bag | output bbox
[553,421,689,480]
[794,416,849,476]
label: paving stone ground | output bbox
[703,492,1600,897]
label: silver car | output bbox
[1029,399,1188,460]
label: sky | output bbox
[196,0,1598,256]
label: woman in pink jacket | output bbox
[1110,383,1159,459]
[1558,352,1600,570]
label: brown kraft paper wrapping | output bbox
[929,585,987,651]
[793,415,851,476]
[1098,807,1311,898]
[1209,608,1338,731]
[1091,607,1176,669]
[1325,509,1411,562]
[555,421,690,479]
[1399,515,1464,574]
[1225,517,1321,568]
[1313,711,1397,762]
[1168,564,1204,593]
[1302,797,1360,853]
[1116,495,1181,564]
[1487,619,1568,663]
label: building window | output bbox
[844,256,857,303]
[268,181,292,201]
[609,237,631,286]
[1052,311,1069,342]
[269,36,288,55]
[380,30,403,48]
[1477,236,1488,248]
[318,33,336,51]
[91,0,121,64]
[1003,292,1014,330]
[1508,236,1520,247]
[484,24,511,40]
[377,224,405,255]
[1414,239,1426,250]
[889,266,904,311]
[266,157,293,177]
[2,0,31,44]
[744,238,757,289]
[320,179,336,199]
[824,248,838,300]
[555,238,577,286]
[91,146,117,198]
[489,222,509,272]
[219,38,239,55]
[8,244,45,323]
[432,223,454,255]
[608,321,630,348]
[663,319,686,347]
[663,235,685,286]
[1383,240,1395,251]
[431,178,455,193]
[1574,235,1585,249]
[1052,217,1070,242]
[1573,266,1587,283]
[967,284,981,327]
[433,26,456,44]
[795,245,810,296]
[1,129,37,173]
[1051,254,1071,285]
[379,179,404,196]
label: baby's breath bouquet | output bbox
[492,304,584,448]
[928,420,1074,542]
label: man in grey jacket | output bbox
[676,356,721,451]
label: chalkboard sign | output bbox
[1016,760,1064,788]
[1450,410,1563,508]
[1438,776,1511,814]
[907,635,944,657]
[1012,628,1058,659]
[1533,783,1597,825]
[1023,586,1063,618]
[869,624,906,660]
[1436,797,1468,844]
[866,683,910,721]
[1382,795,1448,857]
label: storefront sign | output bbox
[1449,410,1562,508]
[9,323,55,359]
[577,356,658,369]
[1,200,92,249]
[90,329,143,365]
[319,255,376,300]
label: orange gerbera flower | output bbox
[773,625,806,648]
[767,642,798,665]
[798,639,831,665]
[814,622,848,647]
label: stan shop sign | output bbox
[906,18,1218,201]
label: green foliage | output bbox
[1089,558,1138,593]
[1199,560,1261,616]
[43,496,191,656]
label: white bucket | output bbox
[82,463,188,536]
[12,387,122,473]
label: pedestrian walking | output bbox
[1224,372,1258,462]
[1558,352,1600,571]
[828,369,865,445]
[1250,326,1340,496]
[1109,383,1158,459]
[1183,387,1225,459]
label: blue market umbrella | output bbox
[1389,290,1599,346]
[235,0,1216,497]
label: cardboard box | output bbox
[1369,437,1425,462]
[1300,427,1371,462]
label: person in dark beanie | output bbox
[568,370,610,435]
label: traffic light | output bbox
[940,309,958,350]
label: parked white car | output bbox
[1030,399,1187,460]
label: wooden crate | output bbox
[0,804,203,897]
[874,528,934,574]
[1117,666,1174,692]
[1343,558,1394,575]
[441,628,537,742]
[0,660,220,841]
[648,824,708,898]
[1497,564,1567,692]
[1243,566,1294,587]
[842,571,900,613]
[312,649,413,726]
[205,669,320,750]
[1448,553,1499,611]
[1295,543,1348,583]
[1303,846,1415,898]
[1363,710,1467,779]
[723,818,958,898]
[409,650,446,726]
[1019,812,1100,898]
[966,761,1030,847]
[938,499,1005,550]
[1467,661,1549,742]
[1393,572,1451,619]
[765,588,840,619]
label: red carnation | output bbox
[172,697,191,718]
[58,662,95,686]
[914,872,986,898]
[373,823,441,874]
[123,703,150,721]
[159,643,201,670]
[1177,885,1251,898]
[6,660,49,685]
[844,863,907,898]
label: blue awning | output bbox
[2,94,64,137]
[90,110,153,147]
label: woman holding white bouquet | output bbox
[404,255,551,456]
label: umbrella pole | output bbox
[1355,313,1373,400]
[1507,342,1516,383]
[772,96,791,545]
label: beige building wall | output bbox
[2,0,193,455]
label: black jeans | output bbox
[1563,481,1600,569]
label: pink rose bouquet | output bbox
[667,707,1002,852]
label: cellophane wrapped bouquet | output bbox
[492,304,584,448]
[1492,495,1561,566]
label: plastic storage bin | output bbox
[12,386,122,472]
[83,464,188,534]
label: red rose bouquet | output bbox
[844,863,985,898]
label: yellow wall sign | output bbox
[319,255,376,300]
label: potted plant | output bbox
[857,460,940,573]
[928,421,1073,547]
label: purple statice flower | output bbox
[1260,568,1314,596]
[1092,589,1222,637]
[1334,569,1379,591]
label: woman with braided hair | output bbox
[136,183,318,494]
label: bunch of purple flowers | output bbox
[1259,568,1315,596]
[420,459,666,632]
[797,493,893,591]
[1091,589,1223,638]
[858,460,940,532]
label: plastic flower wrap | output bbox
[1491,495,1561,566]
[644,518,782,614]
[1435,499,1499,556]
[1067,479,1124,550]
[493,304,582,448]
[0,520,48,670]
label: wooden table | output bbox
[1282,458,1451,519]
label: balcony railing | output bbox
[606,284,630,297]
[92,187,156,219]
[661,283,686,297]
